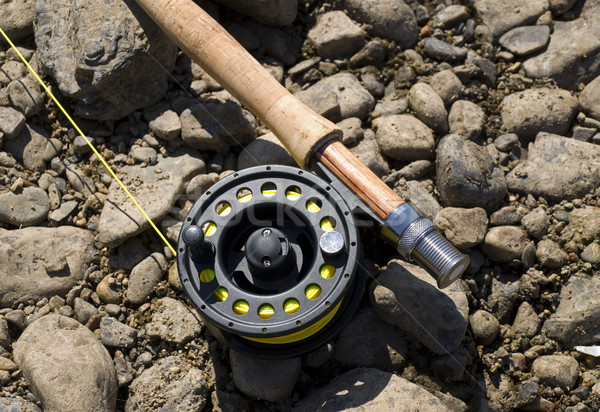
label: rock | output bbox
[360,70,384,99]
[542,274,600,346]
[423,38,468,63]
[338,0,418,48]
[0,227,95,308]
[237,132,294,170]
[145,297,202,345]
[337,117,363,145]
[3,0,36,41]
[431,348,469,381]
[186,173,219,202]
[244,22,302,66]
[481,226,528,263]
[523,16,600,89]
[385,160,434,183]
[494,133,520,152]
[512,302,540,338]
[349,40,386,68]
[350,131,390,177]
[370,260,468,354]
[488,278,521,323]
[126,355,209,412]
[373,95,408,117]
[8,77,44,117]
[0,106,26,138]
[408,82,448,135]
[436,134,506,212]
[335,307,408,372]
[581,242,600,263]
[148,109,182,141]
[4,123,48,173]
[74,297,98,325]
[469,310,499,345]
[42,139,63,162]
[0,319,10,350]
[100,317,137,348]
[0,187,49,227]
[98,148,205,247]
[130,147,157,164]
[522,207,550,240]
[564,206,600,244]
[211,390,251,412]
[114,350,134,387]
[213,0,297,26]
[373,114,435,161]
[35,0,177,120]
[180,97,257,152]
[127,253,167,305]
[434,5,470,29]
[292,368,449,412]
[499,26,550,56]
[514,379,540,409]
[65,164,95,198]
[489,206,523,226]
[96,275,122,305]
[472,0,548,39]
[550,0,578,15]
[429,70,462,106]
[448,100,486,141]
[531,355,579,390]
[536,239,568,269]
[108,237,151,271]
[500,88,577,139]
[506,133,600,202]
[0,398,42,412]
[434,207,488,250]
[48,200,78,224]
[231,350,301,402]
[308,11,365,59]
[580,75,600,122]
[395,180,441,219]
[295,73,374,122]
[13,314,117,412]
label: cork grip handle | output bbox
[134,0,340,167]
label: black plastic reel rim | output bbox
[177,165,365,357]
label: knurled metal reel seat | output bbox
[178,165,366,359]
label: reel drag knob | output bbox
[245,227,294,278]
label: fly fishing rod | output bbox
[134,0,469,358]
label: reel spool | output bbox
[177,165,366,359]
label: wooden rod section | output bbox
[315,141,404,219]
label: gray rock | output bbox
[472,0,548,39]
[338,0,418,48]
[42,138,63,162]
[500,88,577,139]
[2,0,36,41]
[0,319,10,350]
[580,75,600,122]
[523,17,600,89]
[292,368,449,412]
[48,200,78,224]
[145,297,202,345]
[542,274,600,346]
[430,70,462,107]
[522,207,550,240]
[373,114,435,161]
[448,100,486,141]
[100,317,137,348]
[564,206,600,244]
[373,95,408,117]
[0,398,42,412]
[423,38,468,63]
[573,125,597,142]
[335,307,408,372]
[186,173,219,202]
[130,147,157,164]
[308,11,365,59]
[4,123,48,173]
[550,0,578,15]
[499,25,550,57]
[237,132,294,170]
[494,133,520,152]
[434,5,470,29]
[98,148,205,247]
[581,242,600,263]
[295,73,374,122]
[488,278,521,323]
[536,239,568,269]
[431,348,469,381]
[370,260,468,354]
[35,0,177,120]
[126,252,167,305]
[108,237,150,270]
[149,109,181,141]
[408,83,448,135]
[73,297,98,325]
[125,355,209,412]
[506,133,600,202]
[8,77,43,117]
[349,40,386,68]
[512,302,540,338]
[13,314,117,412]
[0,226,95,308]
[489,206,524,226]
[395,180,442,219]
[0,187,49,227]
[360,70,384,99]
[531,355,579,390]
[180,97,257,152]
[436,134,506,212]
[0,106,26,138]
[213,0,297,26]
[244,22,302,66]
[231,349,301,402]
[434,207,488,250]
[337,117,363,145]
[514,379,540,409]
[65,164,96,198]
[384,160,434,183]
[481,226,528,263]
[114,349,134,387]
[96,275,122,305]
[469,309,499,345]
[350,132,390,177]
[211,390,251,412]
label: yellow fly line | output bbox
[0,27,177,256]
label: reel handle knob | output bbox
[182,225,214,262]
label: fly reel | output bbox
[177,165,366,359]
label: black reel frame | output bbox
[178,165,375,359]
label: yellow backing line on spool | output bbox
[242,300,342,344]
[0,27,176,256]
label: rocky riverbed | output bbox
[2,0,600,410]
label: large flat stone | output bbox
[473,0,548,39]
[0,227,96,308]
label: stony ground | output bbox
[2,0,600,411]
